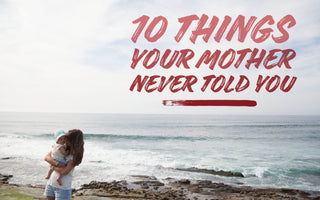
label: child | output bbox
[45,130,70,185]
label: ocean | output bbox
[0,112,319,192]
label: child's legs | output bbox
[56,173,63,185]
[56,173,62,181]
[52,158,67,185]
[46,167,54,179]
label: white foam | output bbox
[254,167,268,178]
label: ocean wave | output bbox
[78,133,314,141]
[83,133,210,141]
[162,123,320,129]
[253,167,270,178]
[288,168,320,176]
[29,132,211,141]
[242,167,272,178]
[33,132,320,143]
[5,131,319,142]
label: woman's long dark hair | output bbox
[66,129,84,166]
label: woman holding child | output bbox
[44,129,84,200]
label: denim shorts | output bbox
[54,158,68,165]
[44,184,72,200]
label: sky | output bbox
[0,0,319,115]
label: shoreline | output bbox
[1,174,319,200]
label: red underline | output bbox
[163,100,257,107]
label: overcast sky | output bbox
[0,0,319,115]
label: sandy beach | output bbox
[1,173,320,200]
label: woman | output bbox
[44,129,84,200]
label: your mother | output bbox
[44,129,84,200]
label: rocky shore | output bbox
[176,167,245,177]
[1,173,319,200]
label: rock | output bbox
[130,175,157,180]
[1,157,13,160]
[0,174,13,184]
[141,184,149,189]
[176,167,245,177]
[74,179,186,200]
[178,179,191,185]
[1,171,318,200]
[133,180,165,187]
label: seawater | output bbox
[0,112,319,191]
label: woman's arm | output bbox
[44,152,65,167]
[53,160,74,175]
